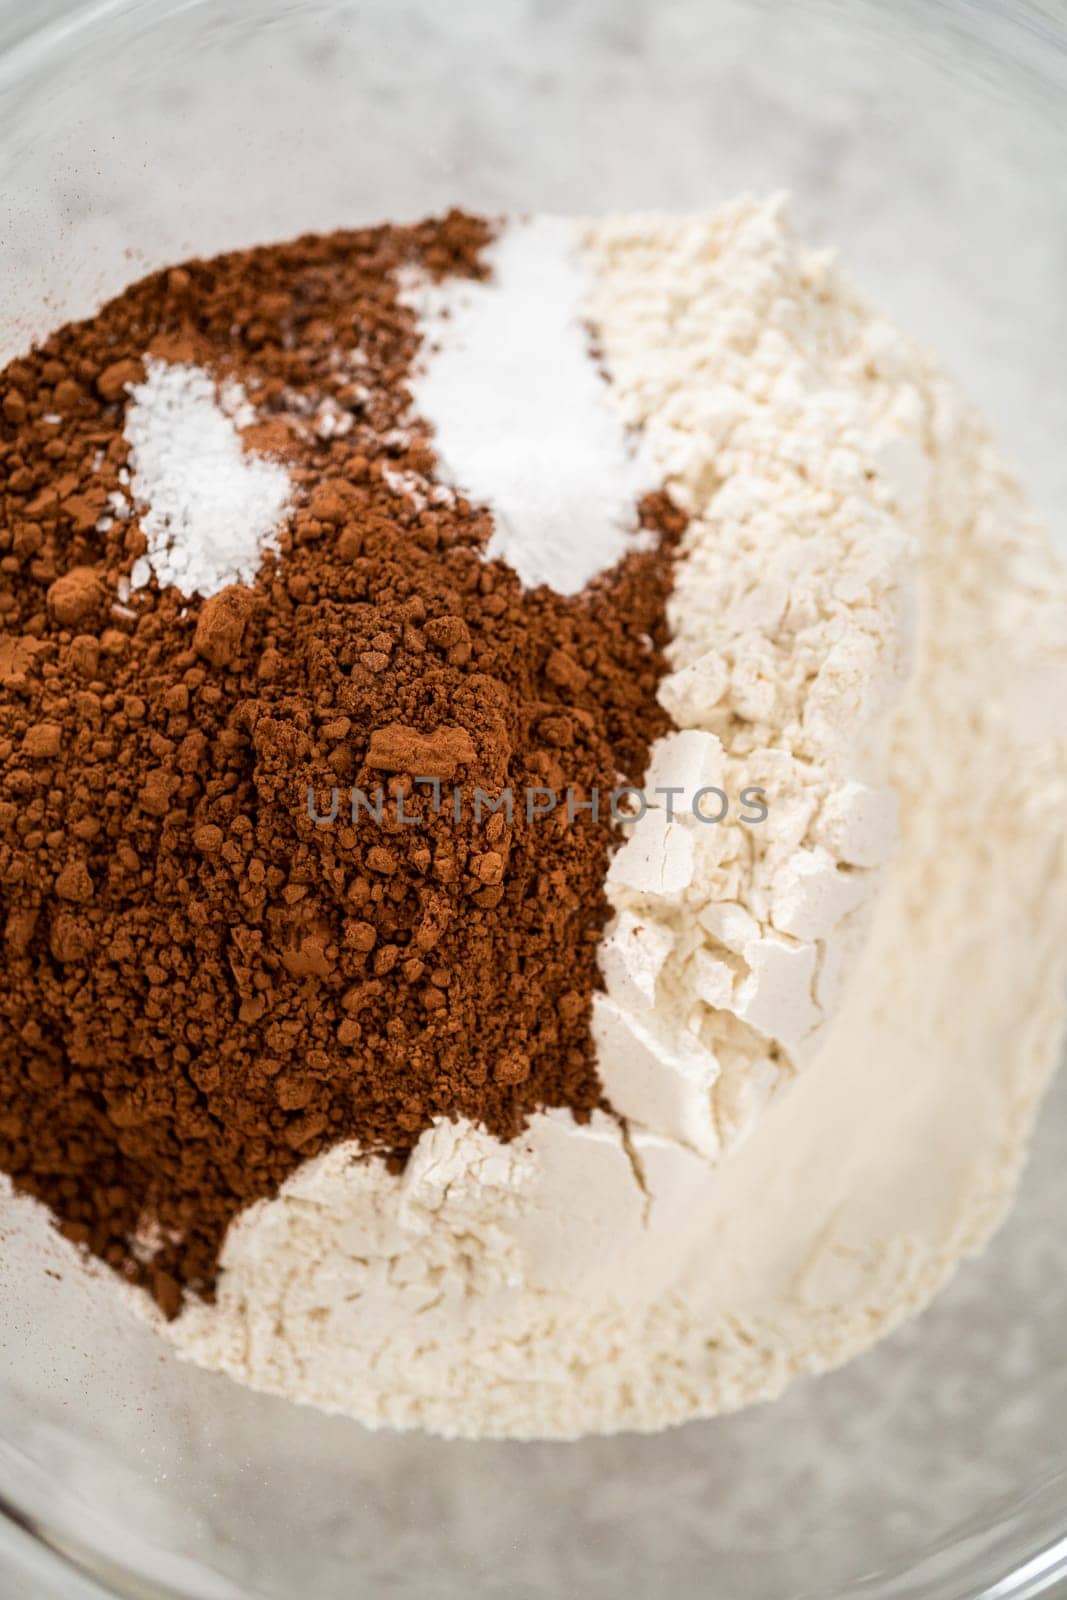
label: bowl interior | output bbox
[0,2,1066,1596]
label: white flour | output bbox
[123,358,291,596]
[588,197,917,1155]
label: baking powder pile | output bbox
[0,201,1064,1439]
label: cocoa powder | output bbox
[0,213,683,1313]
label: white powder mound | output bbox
[98,206,1067,1435]
[399,216,658,593]
[124,358,291,596]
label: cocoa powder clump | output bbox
[193,585,257,668]
[0,213,684,1309]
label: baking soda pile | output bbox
[400,215,658,592]
[0,201,1064,1438]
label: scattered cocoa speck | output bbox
[5,907,39,955]
[545,647,589,692]
[53,378,84,412]
[257,646,282,680]
[558,991,584,1025]
[309,481,351,524]
[22,722,63,758]
[193,585,256,669]
[2,389,26,425]
[473,850,504,885]
[49,912,94,964]
[285,1111,329,1149]
[140,769,179,816]
[494,1051,531,1086]
[47,567,105,626]
[54,861,94,903]
[151,1268,182,1320]
[96,358,143,402]
[373,943,400,976]
[366,722,477,780]
[425,617,469,656]
[68,636,100,678]
[276,1074,315,1111]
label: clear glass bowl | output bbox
[1,2,1065,1596]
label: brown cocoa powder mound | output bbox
[0,212,685,1311]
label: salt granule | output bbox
[124,359,291,596]
[401,217,657,594]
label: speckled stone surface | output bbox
[0,2,1065,1596]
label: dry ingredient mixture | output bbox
[1,199,1065,1439]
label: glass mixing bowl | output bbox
[1,1,1065,1595]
